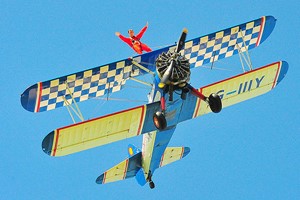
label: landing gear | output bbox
[148,175,155,189]
[188,85,222,113]
[181,86,189,100]
[153,111,167,130]
[207,93,222,113]
[149,181,155,189]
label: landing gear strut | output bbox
[188,85,222,113]
[148,176,155,189]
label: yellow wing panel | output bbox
[194,62,282,118]
[159,147,190,167]
[47,105,146,157]
[102,159,129,184]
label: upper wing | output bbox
[21,16,275,113]
[42,102,160,157]
[181,15,276,69]
[178,61,289,122]
[21,59,139,113]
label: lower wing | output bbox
[42,102,160,157]
[178,60,288,122]
[192,61,288,118]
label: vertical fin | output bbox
[135,168,147,186]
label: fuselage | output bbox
[141,75,182,180]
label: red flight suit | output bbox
[117,25,152,54]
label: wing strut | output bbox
[210,51,216,69]
[129,77,153,87]
[131,59,155,75]
[236,28,253,72]
[62,81,85,123]
[128,58,154,87]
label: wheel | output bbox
[153,111,167,130]
[149,181,155,189]
[208,93,222,113]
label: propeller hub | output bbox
[157,28,189,89]
[156,51,190,87]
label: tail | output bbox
[95,145,190,186]
[95,144,145,185]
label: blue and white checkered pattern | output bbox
[181,18,261,68]
[39,59,141,112]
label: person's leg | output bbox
[141,43,152,52]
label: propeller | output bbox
[158,28,188,89]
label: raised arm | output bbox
[136,22,148,40]
[115,32,133,47]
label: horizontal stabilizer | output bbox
[159,147,190,168]
[96,152,142,184]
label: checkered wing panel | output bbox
[137,16,275,71]
[181,16,271,68]
[34,59,144,112]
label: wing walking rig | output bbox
[21,16,288,189]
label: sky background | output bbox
[1,0,299,199]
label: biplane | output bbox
[21,16,288,189]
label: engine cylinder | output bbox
[155,51,190,86]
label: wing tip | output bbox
[258,15,277,45]
[95,174,104,184]
[42,130,55,156]
[182,147,190,158]
[21,84,38,112]
[276,61,289,85]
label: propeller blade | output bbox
[158,28,188,89]
[175,28,188,53]
[158,60,174,88]
[176,28,188,53]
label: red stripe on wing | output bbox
[52,130,60,157]
[35,82,43,112]
[256,16,266,47]
[272,62,281,89]
[122,159,129,180]
[137,105,146,135]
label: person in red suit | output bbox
[115,22,152,54]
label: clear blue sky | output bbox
[1,1,299,199]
